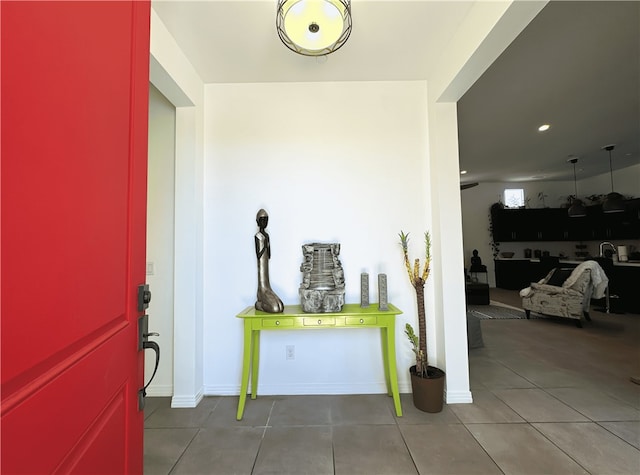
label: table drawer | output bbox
[262,318,294,328]
[345,316,377,325]
[303,317,336,326]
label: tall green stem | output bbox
[414,283,427,376]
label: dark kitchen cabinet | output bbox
[491,208,567,242]
[491,209,518,242]
[565,212,591,240]
[570,200,639,240]
[592,200,640,240]
[490,200,640,242]
[536,208,568,240]
[494,259,533,289]
[494,259,579,290]
[611,265,640,313]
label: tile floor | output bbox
[144,289,640,474]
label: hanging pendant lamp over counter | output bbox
[601,144,625,214]
[276,0,352,56]
[567,158,587,218]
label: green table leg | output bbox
[385,322,402,417]
[380,328,392,396]
[236,321,253,420]
[250,330,260,399]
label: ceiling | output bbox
[152,0,477,83]
[457,1,639,185]
[152,1,639,185]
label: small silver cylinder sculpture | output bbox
[361,273,369,308]
[299,243,345,313]
[378,273,388,311]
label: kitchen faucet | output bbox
[599,241,616,257]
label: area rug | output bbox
[467,304,530,320]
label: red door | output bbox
[1,1,150,473]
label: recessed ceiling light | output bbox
[460,170,467,175]
[538,124,550,132]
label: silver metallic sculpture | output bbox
[360,272,369,308]
[378,273,388,311]
[299,243,345,313]
[255,209,284,313]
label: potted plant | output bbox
[399,231,445,413]
[488,202,502,259]
[560,194,577,209]
[538,192,548,208]
[489,235,501,260]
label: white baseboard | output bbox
[203,384,239,396]
[445,389,473,404]
[171,387,204,408]
[146,385,470,404]
[144,384,173,397]
[204,381,413,396]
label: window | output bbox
[504,188,524,208]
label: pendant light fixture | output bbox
[567,157,587,217]
[601,144,625,213]
[276,0,352,56]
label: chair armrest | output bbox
[529,283,581,297]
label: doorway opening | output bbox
[145,83,176,396]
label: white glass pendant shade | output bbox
[601,145,625,213]
[277,0,352,56]
[568,158,587,218]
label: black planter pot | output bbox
[409,365,445,413]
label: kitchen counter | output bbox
[495,258,640,267]
[494,258,640,312]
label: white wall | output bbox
[149,0,545,406]
[461,163,640,287]
[426,99,472,404]
[203,81,434,395]
[146,84,176,396]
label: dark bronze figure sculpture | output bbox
[470,249,487,272]
[255,209,284,313]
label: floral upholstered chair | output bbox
[520,261,608,328]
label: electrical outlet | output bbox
[286,345,295,360]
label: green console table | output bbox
[236,303,404,420]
